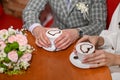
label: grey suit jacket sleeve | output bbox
[22,0,48,29]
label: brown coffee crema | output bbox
[80,44,93,53]
[48,30,61,36]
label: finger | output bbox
[54,34,65,44]
[76,35,89,44]
[57,40,71,50]
[83,53,105,63]
[83,52,101,60]
[39,34,50,47]
[84,58,106,65]
[37,37,51,48]
[56,36,70,48]
[35,39,42,47]
[42,33,51,45]
[89,62,106,68]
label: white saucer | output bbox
[42,46,56,51]
[69,52,91,69]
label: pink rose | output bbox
[0,40,6,49]
[8,35,17,43]
[0,29,7,34]
[8,51,18,62]
[20,53,32,62]
[16,34,28,46]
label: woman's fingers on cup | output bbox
[83,53,105,63]
[89,62,106,68]
[83,52,100,60]
[83,58,106,65]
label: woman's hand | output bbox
[82,50,118,68]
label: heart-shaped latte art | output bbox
[80,44,93,54]
[48,30,61,36]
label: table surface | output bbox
[0,31,112,80]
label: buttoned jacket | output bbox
[23,0,107,35]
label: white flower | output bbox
[0,29,9,41]
[0,68,4,73]
[3,63,14,69]
[20,61,30,70]
[76,2,89,20]
[0,50,7,58]
[8,27,16,35]
[19,45,27,51]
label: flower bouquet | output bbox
[0,27,34,75]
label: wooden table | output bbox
[0,31,112,80]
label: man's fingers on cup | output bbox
[54,34,65,44]
[57,40,71,50]
[55,36,68,47]
[40,34,50,46]
[35,40,42,47]
[42,34,51,45]
[37,38,49,47]
[56,38,70,49]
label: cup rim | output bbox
[46,29,62,38]
[76,42,95,55]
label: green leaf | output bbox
[4,57,11,63]
[17,51,23,58]
[6,70,24,75]
[4,42,19,53]
[0,63,7,68]
[10,42,19,50]
[4,46,12,53]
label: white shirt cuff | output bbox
[28,23,42,33]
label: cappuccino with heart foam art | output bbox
[76,42,95,61]
[42,28,62,51]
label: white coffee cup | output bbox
[42,28,62,51]
[76,42,95,61]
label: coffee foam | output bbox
[76,42,95,54]
[46,29,62,38]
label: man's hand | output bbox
[55,29,79,50]
[32,26,50,48]
[76,35,104,48]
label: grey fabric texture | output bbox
[23,0,107,35]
